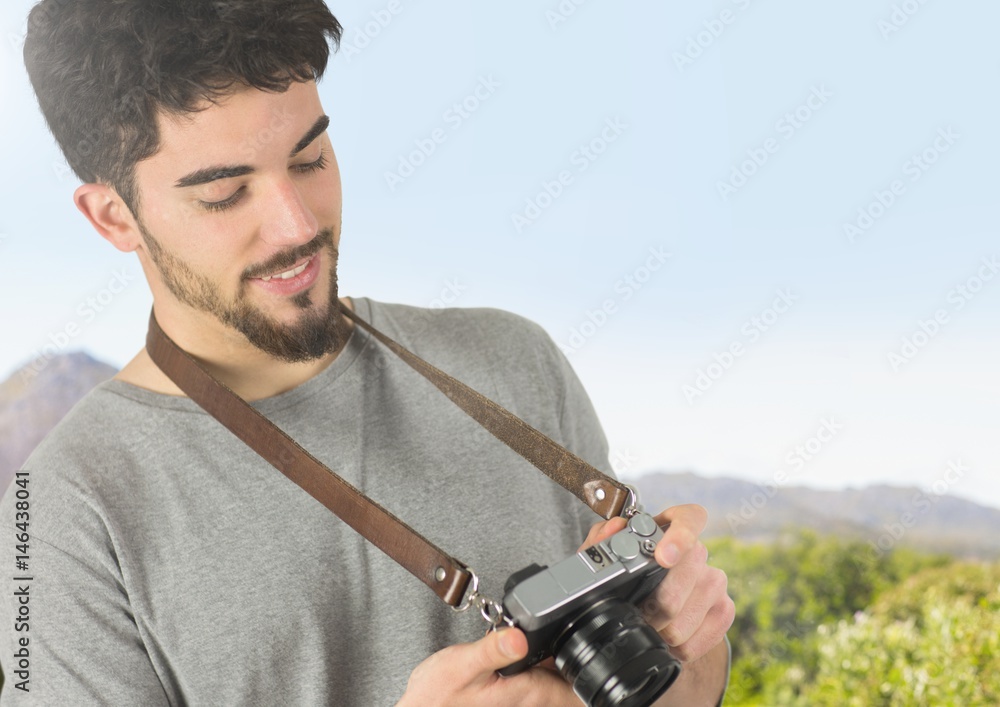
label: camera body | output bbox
[498,510,681,706]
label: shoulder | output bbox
[14,382,149,472]
[365,299,552,346]
[0,382,164,540]
[361,298,571,393]
[350,299,586,434]
[364,299,559,364]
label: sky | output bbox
[1,0,998,511]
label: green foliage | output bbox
[803,562,1000,706]
[704,529,990,706]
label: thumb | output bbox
[468,628,529,676]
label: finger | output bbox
[450,628,529,682]
[666,592,736,663]
[577,516,627,552]
[659,565,728,649]
[467,628,528,677]
[639,541,708,630]
[652,504,708,568]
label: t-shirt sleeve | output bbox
[0,477,169,705]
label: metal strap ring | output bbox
[451,567,480,613]
[621,484,640,517]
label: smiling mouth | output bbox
[253,254,315,282]
[246,250,323,297]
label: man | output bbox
[0,0,734,704]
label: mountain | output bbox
[632,471,1000,559]
[0,352,118,492]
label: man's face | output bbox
[131,80,346,362]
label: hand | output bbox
[397,627,581,707]
[580,504,735,663]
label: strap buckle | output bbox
[451,567,515,631]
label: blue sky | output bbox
[2,0,998,510]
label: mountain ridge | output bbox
[629,470,1000,559]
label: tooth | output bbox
[262,276,272,282]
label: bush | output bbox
[802,562,1000,706]
[705,530,955,706]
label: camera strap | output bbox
[145,301,631,608]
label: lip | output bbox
[249,252,321,296]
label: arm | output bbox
[653,635,731,707]
[0,494,169,705]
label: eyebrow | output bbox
[173,114,331,189]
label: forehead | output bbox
[141,80,324,179]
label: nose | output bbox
[258,177,319,247]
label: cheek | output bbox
[147,209,252,281]
[145,191,205,238]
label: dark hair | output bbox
[23,0,342,216]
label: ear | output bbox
[74,183,143,253]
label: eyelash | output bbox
[200,149,329,213]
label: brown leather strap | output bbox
[145,302,630,607]
[338,304,628,518]
[146,311,470,606]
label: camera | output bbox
[498,510,681,707]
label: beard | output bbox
[139,222,348,363]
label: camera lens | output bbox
[554,599,681,707]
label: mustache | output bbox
[243,228,335,280]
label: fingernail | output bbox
[660,543,680,567]
[499,630,518,658]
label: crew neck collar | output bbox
[100,297,375,416]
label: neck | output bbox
[116,296,356,401]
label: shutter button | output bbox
[628,513,658,537]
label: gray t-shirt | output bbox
[0,298,611,705]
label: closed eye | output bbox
[201,186,246,213]
[199,149,329,213]
[293,149,329,175]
